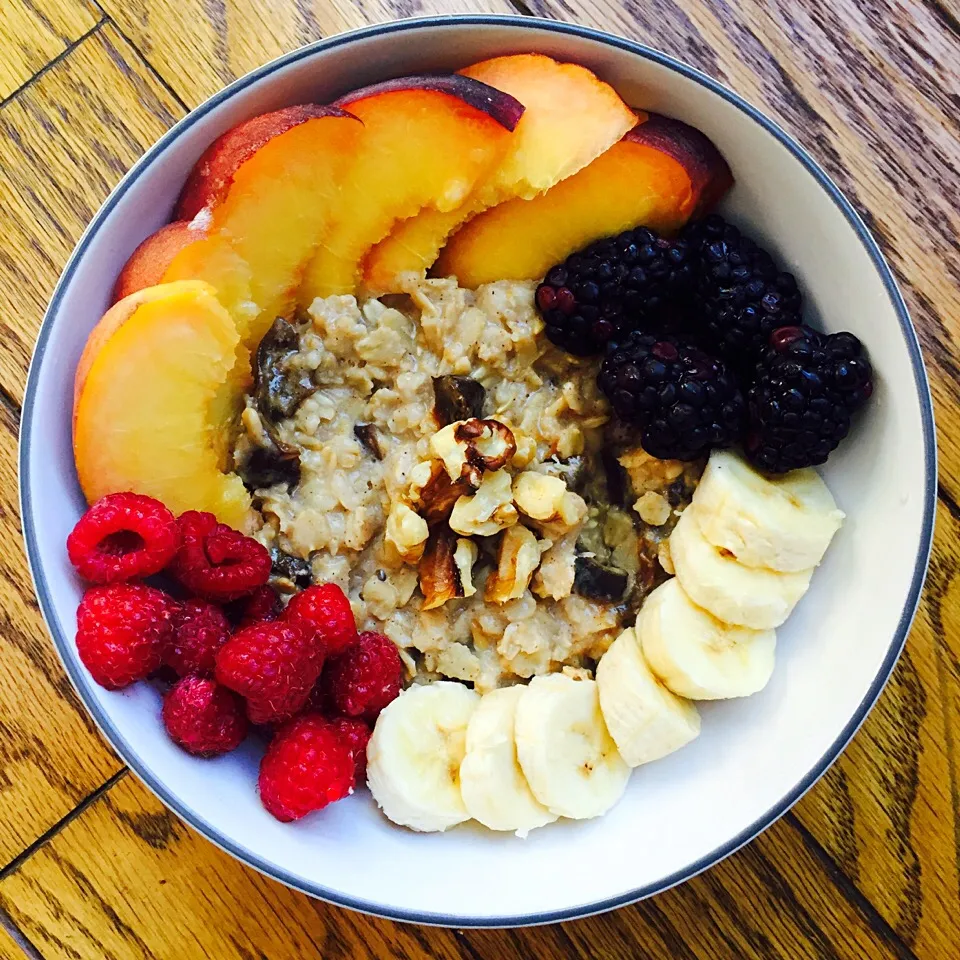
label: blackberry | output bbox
[746,325,873,473]
[598,332,746,461]
[685,214,803,365]
[536,227,697,355]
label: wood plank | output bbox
[517,1,960,952]
[0,0,100,100]
[0,916,28,960]
[0,773,914,960]
[0,24,189,862]
[97,0,518,110]
[0,23,185,406]
[0,399,122,865]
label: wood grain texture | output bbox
[0,22,188,863]
[0,23,185,407]
[0,0,100,100]
[0,399,122,866]
[0,916,30,960]
[0,773,917,960]
[96,0,518,109]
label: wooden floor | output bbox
[1,0,959,956]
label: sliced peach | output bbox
[111,221,199,303]
[161,231,258,341]
[73,281,253,530]
[297,75,523,304]
[363,54,636,293]
[114,107,363,349]
[434,114,733,288]
[176,105,344,220]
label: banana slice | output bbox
[367,681,479,832]
[596,626,700,766]
[637,578,776,700]
[515,674,630,819]
[459,686,558,836]
[692,449,844,572]
[670,508,812,629]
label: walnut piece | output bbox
[513,472,567,521]
[385,502,429,563]
[429,418,517,484]
[485,524,544,604]
[408,460,471,525]
[419,530,477,610]
[449,469,518,537]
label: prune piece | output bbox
[573,556,628,603]
[432,376,485,426]
[255,317,317,422]
[354,423,383,460]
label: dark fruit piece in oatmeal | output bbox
[162,675,248,756]
[76,583,178,690]
[238,445,301,491]
[746,325,873,472]
[573,556,629,603]
[432,375,486,425]
[598,333,746,461]
[270,549,314,590]
[353,423,384,460]
[67,492,179,584]
[170,511,271,602]
[258,714,355,821]
[536,226,699,355]
[255,316,317,423]
[683,214,803,366]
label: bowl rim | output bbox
[19,13,937,928]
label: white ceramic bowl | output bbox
[21,15,935,926]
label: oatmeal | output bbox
[235,276,692,692]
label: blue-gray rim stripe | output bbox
[18,14,937,929]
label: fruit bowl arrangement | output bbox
[22,17,934,926]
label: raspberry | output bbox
[283,583,358,656]
[215,620,324,724]
[166,599,231,677]
[330,717,371,783]
[320,632,402,723]
[228,584,282,628]
[76,584,177,690]
[170,511,271,602]
[67,493,179,584]
[162,676,248,757]
[259,714,355,821]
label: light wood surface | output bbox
[0,0,957,956]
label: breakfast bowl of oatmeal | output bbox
[21,16,934,925]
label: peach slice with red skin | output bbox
[297,75,523,304]
[434,114,733,288]
[74,281,253,530]
[362,54,636,293]
[175,105,343,220]
[111,221,198,303]
[113,106,362,348]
